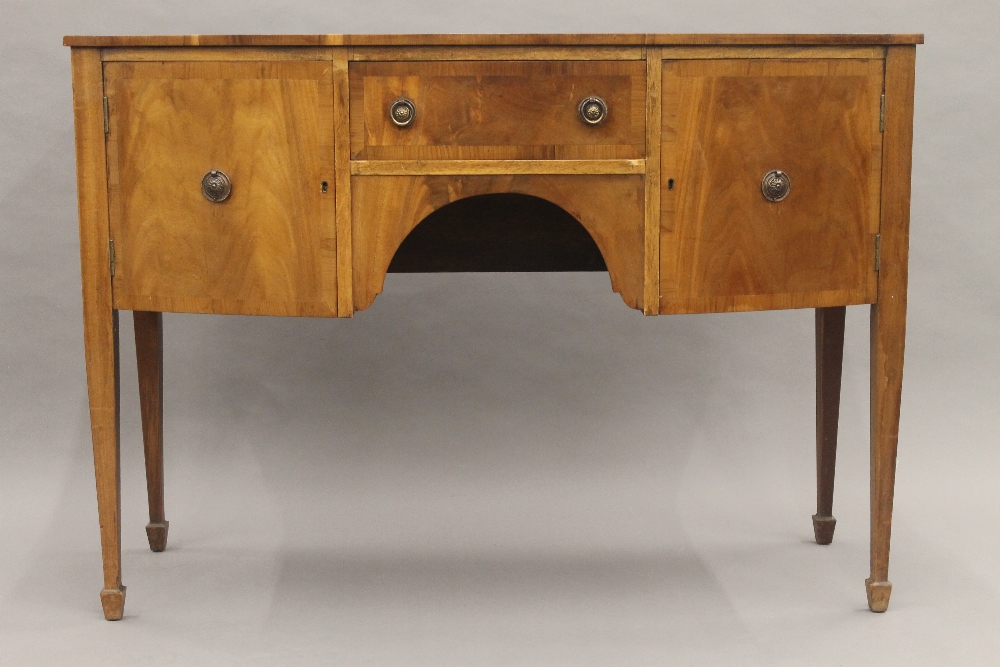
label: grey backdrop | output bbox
[1,1,998,665]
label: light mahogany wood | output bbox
[71,48,125,621]
[333,51,355,316]
[643,49,663,315]
[68,36,920,619]
[659,46,886,60]
[814,306,846,545]
[349,46,644,61]
[350,159,644,176]
[101,46,338,62]
[134,311,168,552]
[351,175,645,311]
[99,44,885,64]
[64,34,924,48]
[867,45,916,614]
[349,60,646,161]
[104,61,337,317]
[659,58,884,314]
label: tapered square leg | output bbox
[100,586,127,621]
[86,308,124,620]
[72,47,127,621]
[865,45,915,613]
[814,306,846,545]
[134,311,169,552]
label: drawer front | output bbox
[105,61,337,317]
[349,60,646,160]
[660,59,885,314]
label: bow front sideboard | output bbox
[65,33,920,621]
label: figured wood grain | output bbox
[349,46,644,61]
[105,60,337,317]
[867,45,916,614]
[352,175,645,311]
[101,46,338,61]
[65,34,924,48]
[350,159,645,176]
[659,46,886,60]
[133,311,168,552]
[660,58,884,314]
[98,44,884,64]
[643,48,662,314]
[814,306,846,545]
[349,60,646,160]
[333,50,354,316]
[71,48,126,621]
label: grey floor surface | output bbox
[2,274,999,666]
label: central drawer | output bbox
[349,60,646,160]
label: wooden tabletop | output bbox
[63,34,924,48]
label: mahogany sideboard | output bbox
[65,33,921,621]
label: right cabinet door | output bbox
[659,59,885,314]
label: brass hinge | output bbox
[109,238,115,276]
[103,96,109,135]
[879,93,885,132]
[874,234,881,272]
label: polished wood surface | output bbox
[814,306,846,545]
[333,51,355,317]
[68,35,918,620]
[105,61,337,317]
[64,34,924,47]
[351,159,645,176]
[98,45,888,64]
[134,311,168,553]
[351,175,645,311]
[350,61,645,161]
[350,46,644,61]
[866,45,916,614]
[642,49,663,315]
[659,58,884,314]
[71,48,125,621]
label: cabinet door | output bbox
[105,61,336,316]
[660,59,884,314]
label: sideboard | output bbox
[65,33,920,621]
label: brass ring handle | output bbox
[389,98,416,127]
[201,170,232,203]
[761,170,791,202]
[578,96,608,125]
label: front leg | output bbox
[867,298,905,612]
[72,47,125,620]
[866,44,915,613]
[85,307,125,620]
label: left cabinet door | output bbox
[105,60,337,317]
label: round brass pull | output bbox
[388,98,416,127]
[761,170,791,202]
[201,170,231,203]
[578,96,608,125]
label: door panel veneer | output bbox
[660,59,884,314]
[105,61,337,317]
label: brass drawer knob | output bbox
[761,170,791,202]
[201,170,231,203]
[578,96,608,125]
[389,98,416,127]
